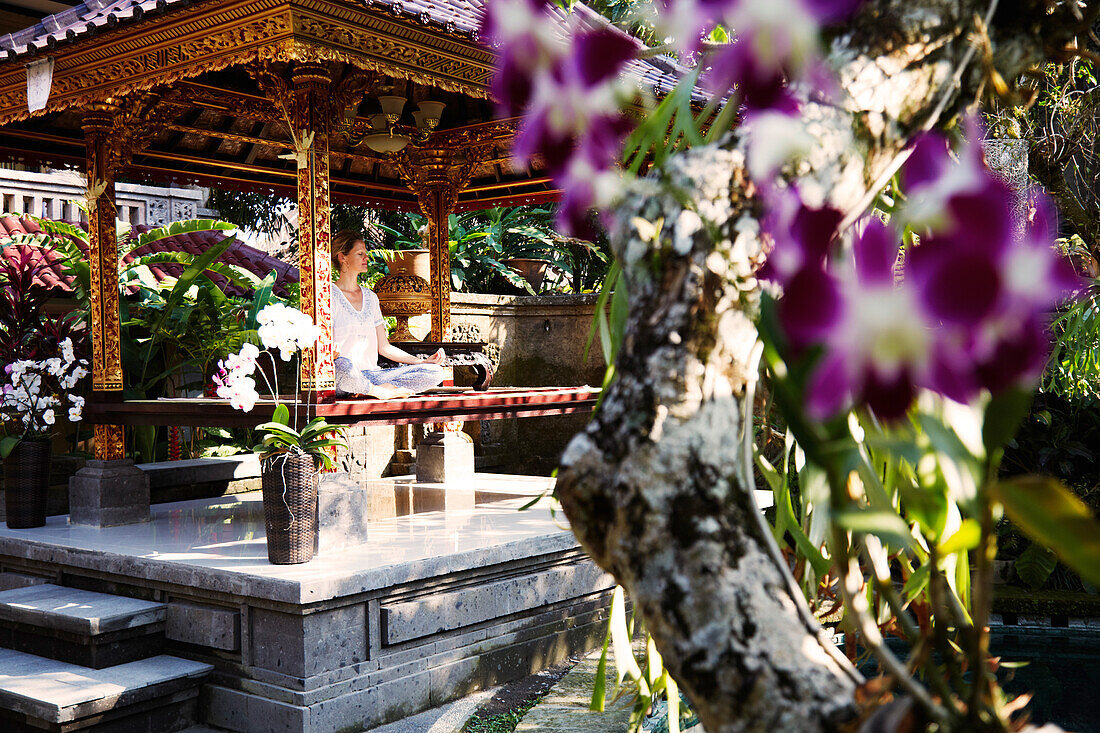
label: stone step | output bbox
[0,584,166,669]
[0,649,212,732]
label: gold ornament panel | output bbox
[292,12,492,95]
[0,0,496,126]
[84,132,124,393]
[0,6,295,124]
[94,424,125,461]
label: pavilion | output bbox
[0,3,682,730]
[0,0,678,462]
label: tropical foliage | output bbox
[0,232,90,452]
[376,206,611,294]
[38,218,283,461]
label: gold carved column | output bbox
[397,148,475,342]
[291,63,335,392]
[82,105,125,461]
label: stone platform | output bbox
[0,474,615,733]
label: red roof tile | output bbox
[0,215,299,299]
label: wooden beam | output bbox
[85,387,601,427]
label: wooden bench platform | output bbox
[88,386,601,428]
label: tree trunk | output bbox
[554,1,1087,730]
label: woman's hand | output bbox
[422,348,446,365]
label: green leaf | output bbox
[1014,542,1058,590]
[904,563,931,602]
[608,278,629,361]
[666,672,681,733]
[991,476,1100,588]
[246,271,279,330]
[134,425,156,463]
[585,262,619,365]
[272,403,290,427]
[939,518,982,555]
[129,219,238,254]
[864,435,923,466]
[0,435,20,459]
[609,586,644,690]
[256,422,302,441]
[834,508,913,551]
[589,624,612,712]
[301,438,348,452]
[904,457,950,537]
[137,234,237,386]
[918,414,974,463]
[299,420,340,443]
[983,387,1033,456]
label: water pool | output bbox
[993,625,1100,732]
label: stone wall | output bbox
[0,168,211,225]
[451,293,605,388]
[451,293,606,475]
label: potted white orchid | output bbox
[213,303,347,564]
[1,337,88,528]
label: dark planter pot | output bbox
[261,452,318,564]
[3,439,51,529]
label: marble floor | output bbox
[0,474,775,605]
[0,473,575,603]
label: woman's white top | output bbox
[332,283,385,372]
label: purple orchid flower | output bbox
[483,0,638,233]
[796,219,935,420]
[757,187,842,290]
[661,0,867,112]
[781,124,1081,422]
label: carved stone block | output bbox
[68,459,150,527]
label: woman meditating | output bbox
[331,230,447,399]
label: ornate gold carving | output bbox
[285,43,486,98]
[374,273,431,342]
[283,62,336,392]
[82,110,125,394]
[295,15,421,66]
[393,146,482,341]
[173,82,282,122]
[0,0,500,126]
[433,119,520,149]
[374,274,431,301]
[0,9,295,124]
[94,424,125,461]
[331,69,376,117]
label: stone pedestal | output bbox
[416,430,474,484]
[315,473,372,554]
[68,459,150,527]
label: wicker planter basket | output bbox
[3,439,51,529]
[261,452,318,565]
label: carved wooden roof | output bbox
[0,0,687,210]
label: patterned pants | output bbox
[334,356,446,395]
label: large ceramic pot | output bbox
[261,452,318,564]
[376,248,432,342]
[388,248,431,280]
[3,439,50,529]
[503,258,549,292]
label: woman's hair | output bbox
[331,230,364,273]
